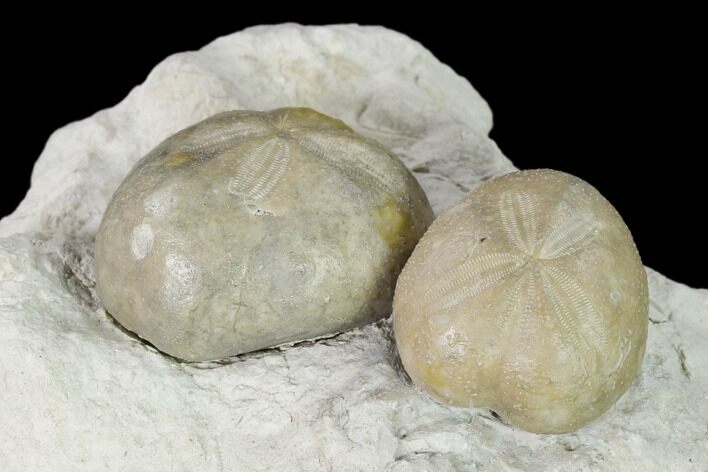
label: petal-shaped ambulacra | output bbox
[393,169,648,434]
[95,108,433,361]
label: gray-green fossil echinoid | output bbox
[95,107,433,361]
[393,169,648,434]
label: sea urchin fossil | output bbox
[393,169,648,434]
[95,107,433,361]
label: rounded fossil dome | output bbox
[95,107,433,361]
[393,169,648,434]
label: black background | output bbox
[4,10,706,287]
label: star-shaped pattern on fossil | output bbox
[423,190,609,367]
[172,111,403,208]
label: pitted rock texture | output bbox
[0,24,706,471]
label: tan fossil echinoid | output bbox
[95,107,433,361]
[393,169,648,434]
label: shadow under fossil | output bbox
[57,236,101,311]
[100,307,385,370]
[377,316,414,384]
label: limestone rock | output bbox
[95,107,432,361]
[394,169,648,434]
[0,24,705,471]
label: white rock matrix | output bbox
[0,24,706,471]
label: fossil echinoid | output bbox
[95,107,433,361]
[393,169,648,434]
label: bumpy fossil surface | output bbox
[393,169,649,434]
[95,107,433,361]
